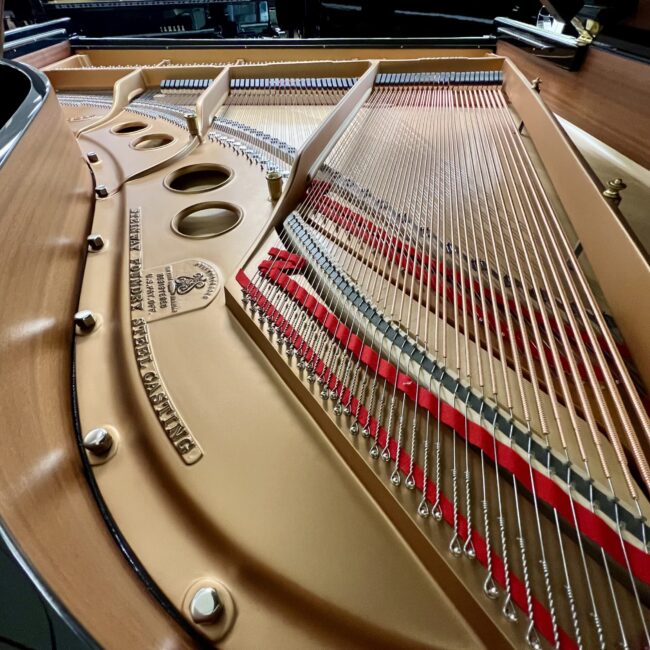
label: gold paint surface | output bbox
[56,53,650,648]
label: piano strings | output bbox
[239,72,650,649]
[212,77,355,173]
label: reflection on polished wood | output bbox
[16,41,72,69]
[497,40,650,170]
[0,92,195,648]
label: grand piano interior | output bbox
[1,1,649,648]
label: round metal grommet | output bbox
[74,309,100,334]
[82,425,119,465]
[190,587,223,625]
[182,579,236,642]
[83,427,113,455]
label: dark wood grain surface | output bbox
[497,40,650,170]
[16,41,72,69]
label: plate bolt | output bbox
[83,427,113,455]
[87,151,99,163]
[74,309,98,333]
[95,184,108,198]
[87,234,105,252]
[190,587,223,625]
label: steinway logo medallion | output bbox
[128,207,220,322]
[142,260,220,322]
[169,272,207,296]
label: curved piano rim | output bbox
[0,516,96,648]
[0,57,199,648]
[70,349,213,648]
[0,59,93,647]
[0,59,49,168]
[2,37,650,648]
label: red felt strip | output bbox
[309,195,595,382]
[243,263,650,587]
[236,268,578,650]
[308,188,633,378]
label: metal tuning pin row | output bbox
[229,77,357,91]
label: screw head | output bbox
[74,309,98,333]
[87,151,99,163]
[603,177,627,202]
[83,427,113,455]
[95,184,108,198]
[190,587,223,625]
[87,234,105,252]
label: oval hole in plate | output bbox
[111,121,148,134]
[164,164,233,194]
[132,133,174,150]
[172,202,242,239]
